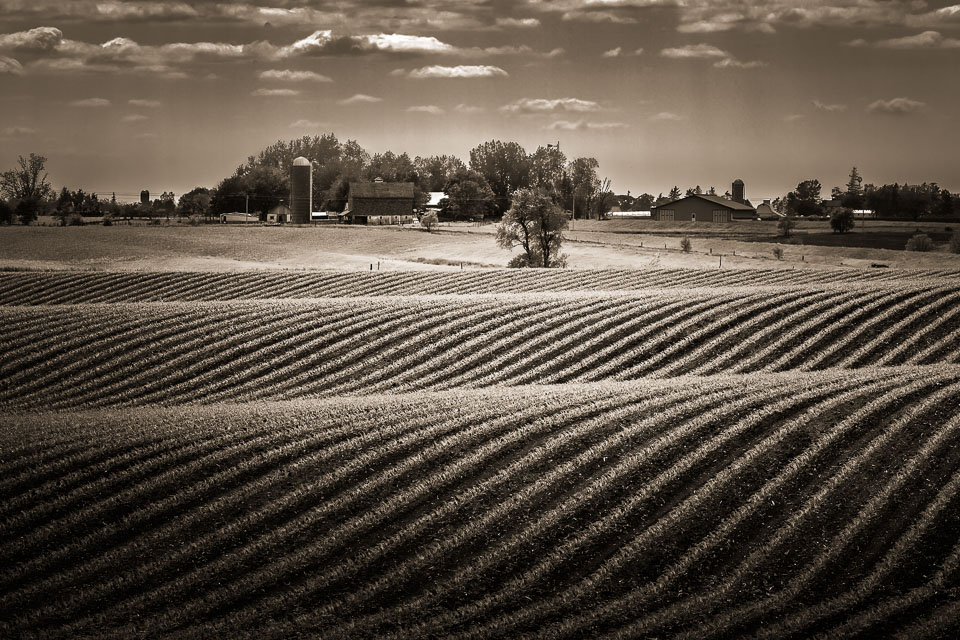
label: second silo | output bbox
[290,156,312,224]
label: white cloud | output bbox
[407,105,445,115]
[871,31,960,49]
[94,1,199,21]
[545,120,629,130]
[389,68,407,77]
[128,99,161,108]
[251,88,300,97]
[338,93,382,105]
[408,64,508,79]
[121,114,148,122]
[454,103,484,113]
[867,96,926,114]
[258,69,333,82]
[0,56,24,75]
[496,17,541,28]
[783,114,804,122]
[813,99,847,112]
[562,10,640,24]
[500,97,603,114]
[0,26,63,52]
[69,97,110,107]
[713,57,766,68]
[602,47,622,58]
[650,111,684,121]
[289,119,331,128]
[660,43,728,58]
[284,30,456,57]
[1,126,36,136]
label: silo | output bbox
[732,179,745,204]
[290,156,312,224]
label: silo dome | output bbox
[293,156,311,167]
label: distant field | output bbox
[2,247,959,635]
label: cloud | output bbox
[69,97,110,107]
[93,1,200,21]
[783,114,804,122]
[602,47,622,58]
[0,26,63,52]
[284,30,456,57]
[0,126,36,136]
[562,10,640,24]
[500,97,603,114]
[121,114,148,122]
[407,64,508,79]
[496,17,541,28]
[867,31,960,49]
[407,105,445,115]
[545,120,628,130]
[813,100,847,112]
[650,111,684,121]
[338,93,382,105]
[258,69,333,82]
[129,99,161,108]
[602,46,644,58]
[660,43,728,58]
[867,97,926,114]
[251,88,300,97]
[713,57,766,68]
[454,103,484,113]
[0,56,24,75]
[289,119,331,128]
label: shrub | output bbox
[772,246,784,260]
[777,214,796,238]
[906,233,933,252]
[680,237,691,253]
[0,199,13,225]
[949,230,960,254]
[421,211,439,232]
[830,209,855,234]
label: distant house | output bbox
[756,199,778,218]
[652,194,756,222]
[821,199,844,216]
[346,179,416,225]
[267,204,291,223]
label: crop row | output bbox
[2,267,959,304]
[1,367,958,638]
[3,287,960,410]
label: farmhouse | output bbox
[652,194,756,222]
[346,179,416,225]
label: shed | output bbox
[267,204,291,223]
[652,194,756,222]
[346,180,416,225]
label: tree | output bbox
[1,153,53,201]
[935,189,954,217]
[778,213,797,237]
[0,199,13,225]
[469,140,531,215]
[55,187,74,225]
[842,166,864,208]
[668,186,682,200]
[15,198,41,224]
[177,187,212,219]
[830,209,855,233]
[786,179,823,217]
[496,188,568,268]
[707,186,717,196]
[635,193,655,210]
[415,154,466,192]
[443,169,494,221]
[528,145,567,195]
[420,210,438,232]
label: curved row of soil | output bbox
[1,367,959,638]
[2,267,959,304]
[2,287,960,410]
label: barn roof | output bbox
[350,182,415,198]
[653,194,756,211]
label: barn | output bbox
[652,194,756,222]
[346,179,416,225]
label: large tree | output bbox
[469,140,531,215]
[496,188,568,268]
[443,169,494,221]
[415,154,466,192]
[786,179,823,216]
[842,166,864,208]
[528,145,567,195]
[1,153,53,201]
[177,187,212,219]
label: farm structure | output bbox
[653,194,757,223]
[219,212,259,224]
[346,179,416,225]
[267,204,291,223]
[289,156,313,224]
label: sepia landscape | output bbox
[2,1,960,638]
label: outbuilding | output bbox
[652,194,756,222]
[345,179,416,225]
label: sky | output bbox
[1,0,959,204]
